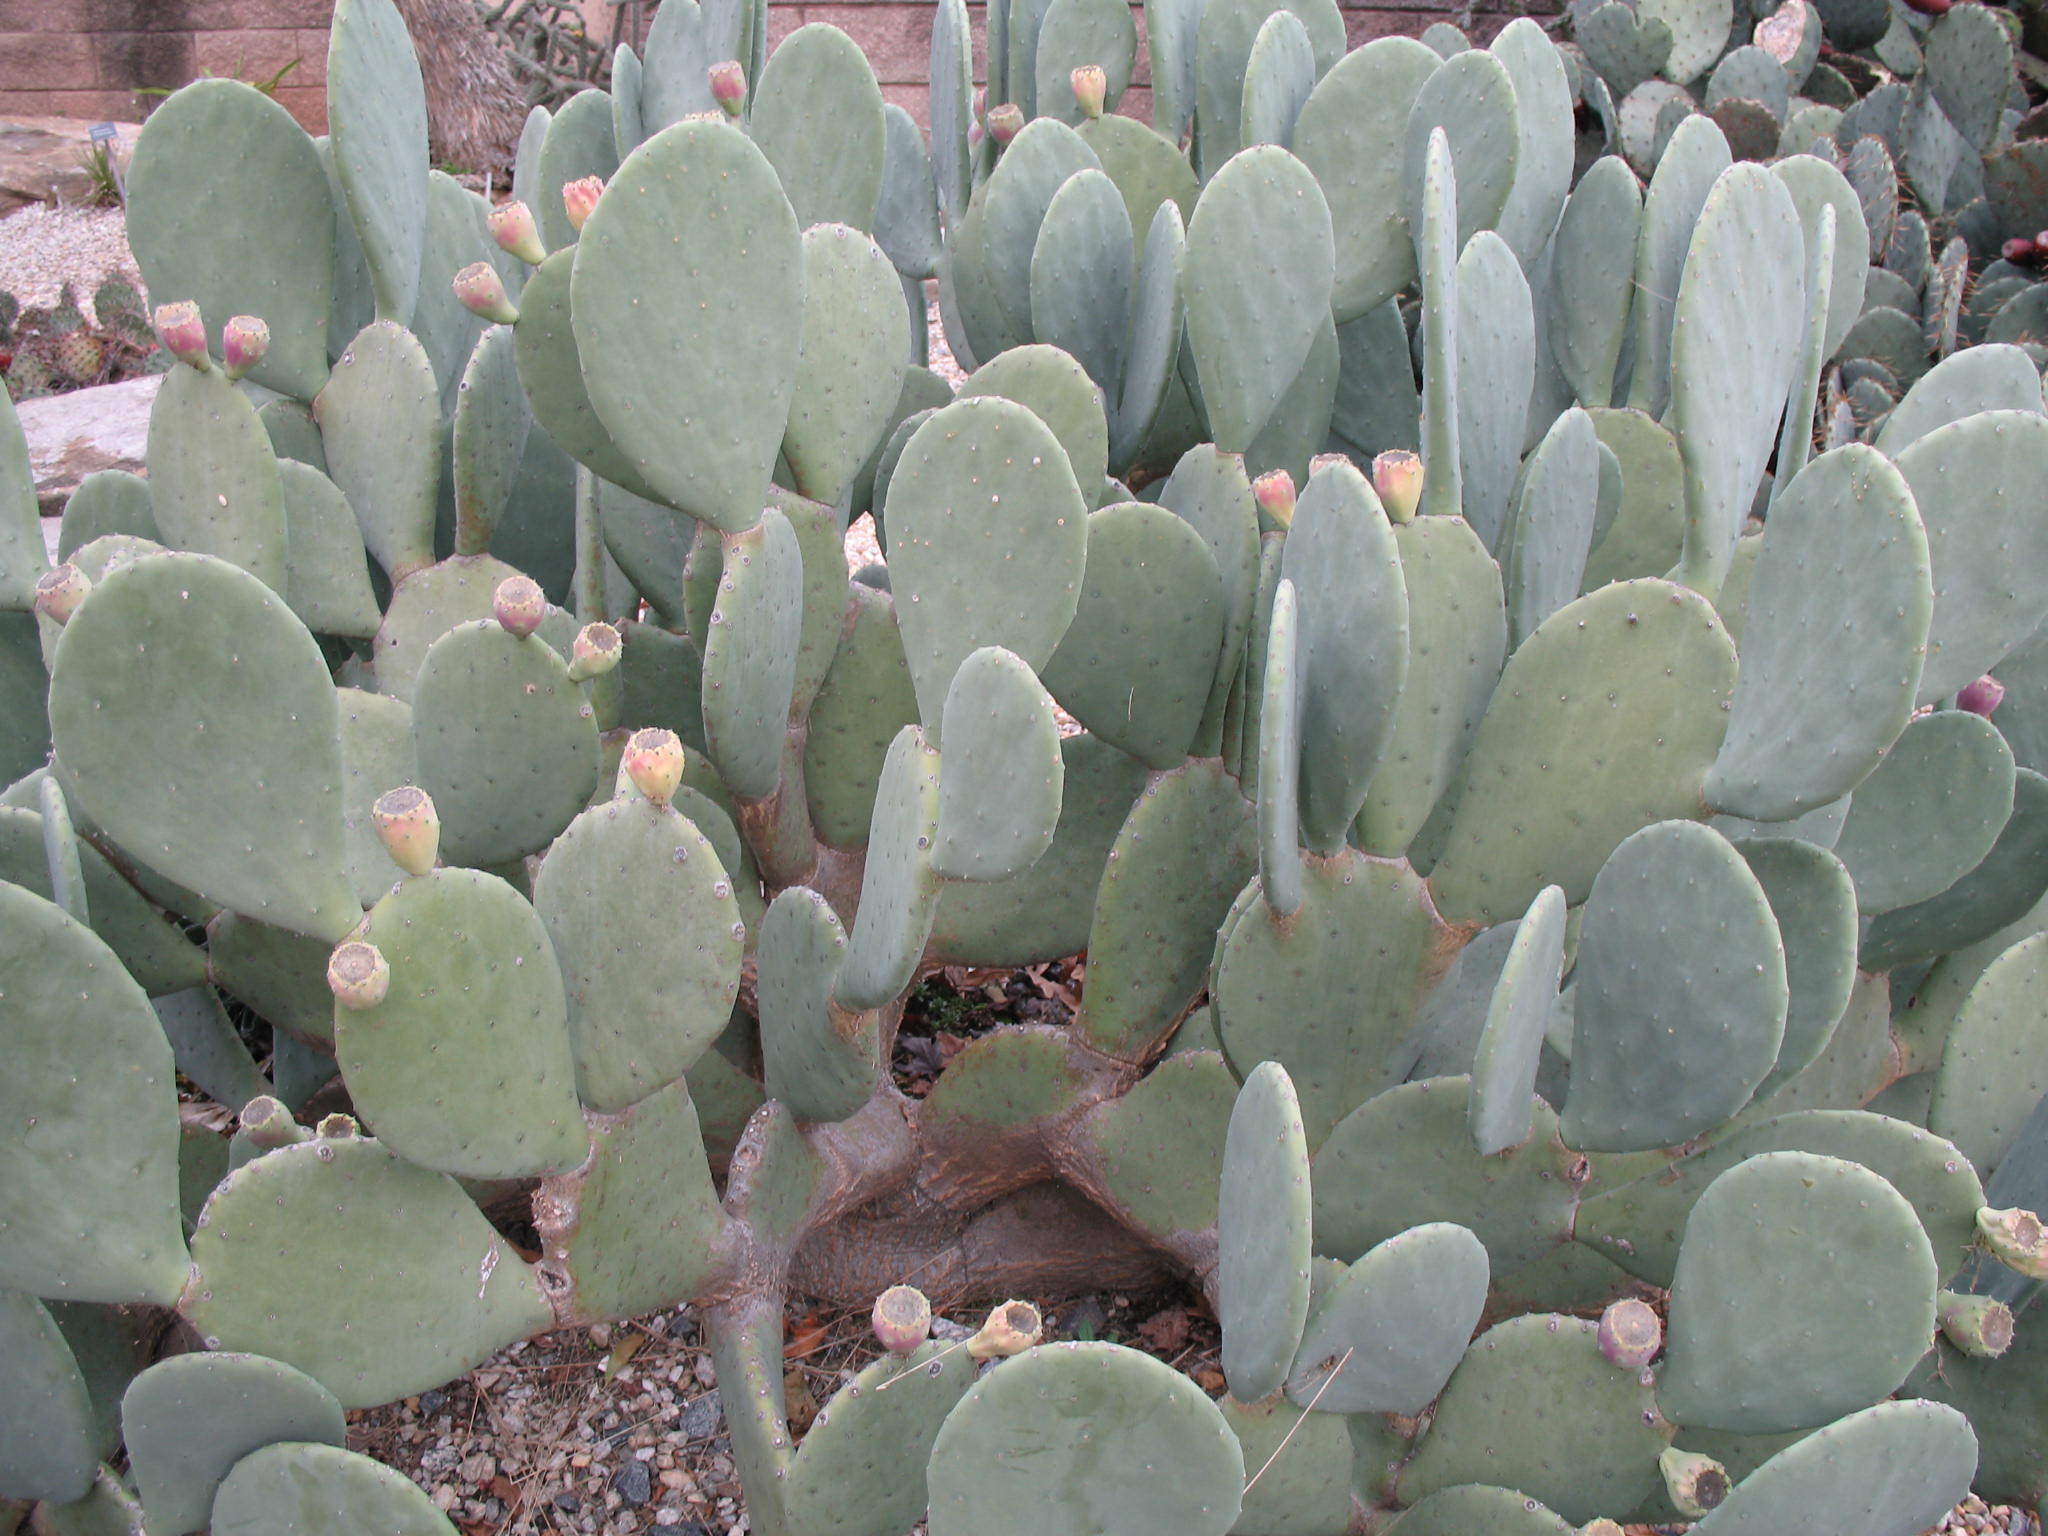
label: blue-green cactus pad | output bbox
[144,362,289,597]
[783,1340,979,1536]
[833,725,942,1009]
[699,506,803,801]
[315,320,441,585]
[1469,885,1566,1155]
[0,1288,99,1503]
[751,23,887,231]
[932,646,1064,880]
[326,0,430,324]
[1386,1486,1576,1536]
[1831,709,2015,913]
[1219,1061,1314,1402]
[1929,930,2048,1179]
[210,1441,455,1536]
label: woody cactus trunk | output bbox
[10,0,2048,1532]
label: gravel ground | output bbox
[0,205,142,320]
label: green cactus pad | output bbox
[1285,1221,1487,1415]
[1928,930,2048,1179]
[1313,1077,1580,1274]
[1863,769,2048,970]
[1256,578,1305,912]
[1704,445,1931,821]
[1067,757,1258,1059]
[757,887,873,1122]
[338,868,587,1177]
[122,1353,347,1536]
[57,471,159,560]
[1292,38,1439,321]
[1111,203,1187,473]
[783,225,909,508]
[833,725,942,1008]
[932,646,1064,880]
[1401,1315,1672,1520]
[1386,1485,1576,1536]
[125,80,334,400]
[315,321,441,585]
[1037,0,1140,126]
[1737,838,1859,1101]
[1578,2,1673,97]
[883,397,1087,738]
[1876,345,2045,456]
[782,1340,979,1536]
[1039,501,1226,768]
[1075,1050,1235,1238]
[1770,155,1867,366]
[1549,157,1642,409]
[1219,1061,1314,1401]
[1454,232,1535,551]
[1428,578,1738,924]
[0,808,204,997]
[0,1288,98,1503]
[1216,849,1448,1145]
[572,121,803,532]
[1894,410,2048,704]
[1668,165,1807,596]
[1403,50,1521,259]
[1155,445,1259,739]
[1239,10,1316,149]
[185,1133,552,1406]
[1030,170,1133,404]
[1216,1395,1352,1536]
[206,913,338,1045]
[1562,820,1787,1152]
[752,23,886,232]
[1832,709,2015,913]
[699,507,803,800]
[1354,515,1505,857]
[1183,145,1334,453]
[1626,117,1731,420]
[143,360,290,597]
[926,1342,1244,1536]
[1468,885,1566,1155]
[48,551,362,943]
[928,733,1148,966]
[369,554,520,703]
[534,89,618,253]
[803,583,920,849]
[210,1441,454,1536]
[1579,408,1686,589]
[450,324,530,559]
[1503,407,1600,648]
[532,1075,724,1320]
[1689,1400,1975,1536]
[274,462,379,642]
[1575,1109,1986,1290]
[959,344,1111,506]
[920,1028,1089,1137]
[948,121,1103,363]
[412,617,602,868]
[532,794,744,1113]
[1659,1151,1936,1433]
[152,987,269,1117]
[1243,312,1339,493]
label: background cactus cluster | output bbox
[9,0,2048,1530]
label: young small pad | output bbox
[1219,1061,1314,1402]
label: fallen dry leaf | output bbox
[785,1313,828,1359]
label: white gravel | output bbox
[0,206,143,321]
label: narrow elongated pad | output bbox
[315,320,440,584]
[211,1442,456,1536]
[1739,838,1858,1102]
[1286,1221,1487,1415]
[1549,156,1641,409]
[532,795,744,1114]
[833,725,941,1009]
[1831,709,2014,912]
[122,1353,346,1536]
[278,461,379,641]
[1429,579,1738,924]
[1563,820,1787,1152]
[932,647,1063,880]
[884,397,1087,738]
[337,868,587,1178]
[1706,445,1931,820]
[1930,931,2048,1179]
[926,1344,1243,1536]
[1454,231,1535,550]
[1626,116,1730,422]
[1503,407,1600,649]
[758,888,873,1122]
[1257,578,1305,915]
[1659,1151,1937,1433]
[1219,1061,1314,1402]
[327,0,430,323]
[184,1133,552,1406]
[572,121,803,531]
[1469,885,1566,1155]
[1280,460,1408,850]
[700,507,803,800]
[0,1288,98,1503]
[48,551,361,943]
[452,324,530,558]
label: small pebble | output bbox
[614,1460,652,1507]
[679,1390,723,1441]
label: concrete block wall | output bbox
[0,0,1540,135]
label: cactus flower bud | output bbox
[32,563,91,625]
[493,574,548,638]
[1252,469,1296,529]
[967,1299,1042,1359]
[1579,1523,1627,1536]
[1958,674,2006,716]
[1071,65,1107,119]
[872,1285,933,1354]
[1658,1448,1730,1518]
[327,940,391,1010]
[315,1112,362,1139]
[488,199,547,265]
[623,727,686,808]
[1903,0,1952,15]
[1596,1297,1661,1370]
[220,315,269,381]
[454,262,520,325]
[564,174,605,233]
[568,621,623,682]
[1938,1290,2015,1358]
[238,1095,309,1151]
[709,59,747,116]
[987,103,1025,144]
[1977,1206,2048,1277]
[1372,449,1424,524]
[372,785,440,876]
[154,300,210,370]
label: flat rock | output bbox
[0,118,141,215]
[17,371,157,517]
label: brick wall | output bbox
[0,0,329,130]
[0,0,1538,136]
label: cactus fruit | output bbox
[1937,1291,2015,1358]
[967,1301,1043,1359]
[562,174,605,233]
[1958,675,2007,716]
[987,103,1025,143]
[453,262,519,326]
[620,727,685,808]
[568,620,622,681]
[220,315,269,382]
[491,574,548,637]
[872,1285,933,1353]
[1975,1206,2048,1277]
[1660,1447,1732,1517]
[710,60,747,116]
[1071,65,1108,120]
[370,786,439,876]
[153,301,208,369]
[1597,1297,1661,1370]
[1251,468,1297,528]
[324,940,390,1010]
[487,200,546,265]
[31,564,89,624]
[1371,449,1422,523]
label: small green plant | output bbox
[75,142,122,207]
[138,55,300,103]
